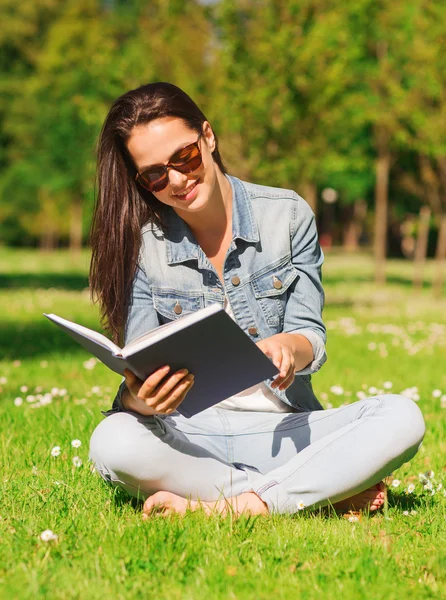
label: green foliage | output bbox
[0,0,445,244]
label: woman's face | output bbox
[127,117,219,213]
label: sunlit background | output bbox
[0,0,444,289]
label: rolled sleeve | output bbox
[288,329,327,375]
[107,264,159,413]
[283,196,327,374]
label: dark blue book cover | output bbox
[45,305,279,417]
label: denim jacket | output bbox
[110,175,326,413]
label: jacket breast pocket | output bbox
[152,287,204,324]
[251,258,300,327]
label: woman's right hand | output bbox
[122,366,194,416]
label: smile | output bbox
[174,180,199,197]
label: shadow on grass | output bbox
[386,489,426,511]
[0,273,89,291]
[0,319,102,360]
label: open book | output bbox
[44,304,278,418]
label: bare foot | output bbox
[142,491,269,519]
[332,482,386,513]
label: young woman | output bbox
[89,82,425,517]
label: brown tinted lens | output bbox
[170,144,202,173]
[137,139,202,192]
[139,167,168,192]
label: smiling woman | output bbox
[88,82,425,518]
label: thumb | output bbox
[124,369,136,385]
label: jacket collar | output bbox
[164,175,259,266]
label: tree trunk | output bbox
[343,199,367,252]
[302,183,317,217]
[433,214,446,298]
[413,206,431,290]
[374,151,390,284]
[69,196,83,255]
[40,228,55,251]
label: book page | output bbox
[122,303,222,357]
[44,314,122,355]
[124,319,177,351]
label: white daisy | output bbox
[51,446,61,458]
[40,529,58,542]
[348,515,359,523]
[383,381,393,390]
[72,456,82,468]
[330,386,344,396]
[406,484,415,494]
[20,385,28,393]
[14,397,23,407]
[296,501,305,511]
[391,479,401,488]
[71,439,82,449]
[432,389,442,398]
[83,358,97,370]
[402,510,409,516]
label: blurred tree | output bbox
[1,0,211,249]
[211,0,364,216]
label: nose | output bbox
[168,167,187,189]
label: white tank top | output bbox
[214,298,294,412]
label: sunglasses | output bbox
[135,133,203,193]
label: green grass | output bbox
[0,248,445,599]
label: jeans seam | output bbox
[215,408,233,463]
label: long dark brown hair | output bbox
[89,82,227,344]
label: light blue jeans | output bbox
[89,395,425,514]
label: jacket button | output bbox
[231,276,241,286]
[174,302,183,315]
[248,326,258,336]
[273,276,283,290]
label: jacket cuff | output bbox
[287,329,327,375]
[101,378,127,416]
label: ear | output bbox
[202,121,216,153]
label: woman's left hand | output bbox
[256,333,297,391]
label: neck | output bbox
[174,171,232,238]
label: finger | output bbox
[278,369,296,391]
[137,365,171,398]
[278,349,292,379]
[156,376,195,414]
[270,348,287,388]
[124,369,143,396]
[150,369,191,402]
[162,381,195,415]
[268,344,283,372]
